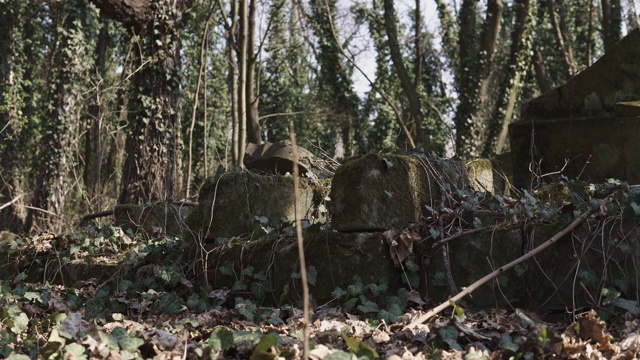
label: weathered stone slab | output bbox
[329,154,467,232]
[521,29,640,120]
[190,231,402,305]
[186,172,329,240]
[510,30,640,187]
[466,159,494,194]
[509,116,640,187]
[426,226,524,308]
[114,203,193,238]
[427,208,640,312]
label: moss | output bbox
[186,171,329,243]
[329,153,466,231]
[534,182,572,205]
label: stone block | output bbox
[329,153,467,232]
[509,117,640,188]
[190,231,402,305]
[186,172,329,240]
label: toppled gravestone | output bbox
[329,153,468,232]
[114,203,193,238]
[186,172,329,240]
[510,28,640,188]
[244,140,334,179]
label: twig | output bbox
[79,209,114,226]
[406,195,610,328]
[290,124,310,360]
[0,194,24,211]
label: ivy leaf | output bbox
[356,296,379,314]
[500,333,519,352]
[63,343,87,359]
[207,327,234,352]
[235,298,257,322]
[98,331,119,351]
[307,266,318,286]
[119,336,144,352]
[438,326,462,351]
[267,312,284,326]
[250,282,267,299]
[254,333,279,353]
[158,293,183,315]
[331,287,347,298]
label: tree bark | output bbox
[484,0,534,156]
[85,21,110,203]
[533,47,552,94]
[383,0,427,146]
[545,0,577,77]
[245,0,261,145]
[0,1,27,232]
[237,0,249,167]
[454,0,503,158]
[91,0,188,203]
[601,0,622,50]
[414,0,422,92]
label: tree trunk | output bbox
[414,0,422,92]
[533,48,553,94]
[28,0,92,232]
[545,0,577,77]
[91,0,187,203]
[601,0,622,50]
[484,0,534,156]
[454,0,503,158]
[383,0,427,146]
[245,0,261,145]
[85,21,110,204]
[0,1,27,232]
[237,0,249,167]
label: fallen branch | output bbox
[79,210,114,227]
[290,124,310,360]
[407,200,604,328]
[78,200,198,227]
[0,194,24,211]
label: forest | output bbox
[0,0,636,234]
[2,1,640,358]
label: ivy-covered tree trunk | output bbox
[383,0,426,148]
[483,0,535,156]
[84,21,110,204]
[601,0,622,50]
[91,0,187,203]
[453,0,503,158]
[27,0,98,232]
[309,0,362,156]
[0,1,28,232]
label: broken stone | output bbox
[186,172,329,240]
[510,29,640,187]
[521,29,640,120]
[244,140,334,179]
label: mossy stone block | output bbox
[186,172,329,241]
[329,153,467,232]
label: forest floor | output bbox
[1,225,640,360]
